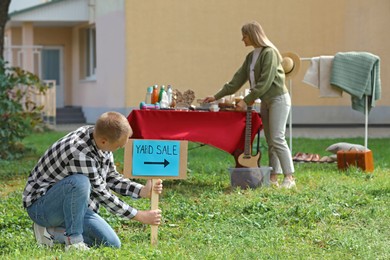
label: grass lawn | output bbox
[1,131,389,259]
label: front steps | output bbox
[56,106,86,124]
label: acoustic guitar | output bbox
[234,106,261,168]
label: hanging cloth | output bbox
[303,56,343,98]
[330,52,381,114]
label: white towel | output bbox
[302,57,320,88]
[303,56,343,98]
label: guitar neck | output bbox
[244,106,253,157]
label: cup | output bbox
[209,104,220,112]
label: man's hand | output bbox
[133,209,162,225]
[139,179,163,198]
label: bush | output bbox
[0,59,47,160]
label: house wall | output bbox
[124,0,390,125]
[6,0,127,123]
[6,0,390,125]
[71,0,127,122]
[34,27,73,105]
[7,26,73,106]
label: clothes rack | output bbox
[287,78,293,152]
[288,57,371,150]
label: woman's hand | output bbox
[235,100,247,111]
[139,179,163,198]
[203,96,216,103]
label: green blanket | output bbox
[330,52,381,114]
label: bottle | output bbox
[167,85,173,107]
[151,85,159,104]
[145,86,153,104]
[160,91,169,108]
[158,85,166,102]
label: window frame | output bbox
[83,26,97,81]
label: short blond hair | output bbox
[94,111,132,142]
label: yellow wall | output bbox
[125,0,389,110]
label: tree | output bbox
[0,60,47,160]
[0,0,11,60]
[0,1,48,160]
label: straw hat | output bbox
[282,52,301,79]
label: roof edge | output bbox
[8,0,67,17]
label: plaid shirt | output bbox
[22,126,143,219]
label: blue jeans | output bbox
[27,174,121,248]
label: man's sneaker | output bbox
[65,241,90,252]
[280,178,296,189]
[33,223,54,247]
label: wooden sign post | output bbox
[150,179,159,245]
[124,139,188,246]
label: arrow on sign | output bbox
[144,159,170,168]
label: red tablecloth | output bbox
[127,110,262,154]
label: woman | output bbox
[204,21,295,188]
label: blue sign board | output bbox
[132,140,181,177]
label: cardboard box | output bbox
[337,150,374,172]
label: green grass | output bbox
[1,131,389,259]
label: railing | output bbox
[3,45,43,75]
[4,46,56,127]
[40,80,57,126]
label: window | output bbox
[80,26,96,80]
[86,27,96,78]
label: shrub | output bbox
[0,59,47,160]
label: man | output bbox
[23,111,163,251]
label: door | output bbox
[41,47,64,108]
